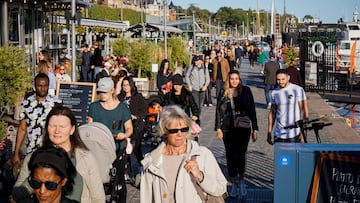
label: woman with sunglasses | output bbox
[140,105,227,203]
[13,106,105,203]
[19,146,78,203]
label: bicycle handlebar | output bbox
[283,119,320,129]
[303,122,333,131]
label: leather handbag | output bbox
[230,97,251,128]
[190,156,227,203]
[233,114,251,128]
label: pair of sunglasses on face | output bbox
[28,177,62,191]
[167,127,189,134]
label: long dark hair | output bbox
[170,86,191,106]
[43,106,88,153]
[158,59,170,77]
[118,76,138,101]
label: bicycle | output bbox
[284,119,332,143]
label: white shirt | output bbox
[271,83,306,138]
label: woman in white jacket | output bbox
[140,105,227,203]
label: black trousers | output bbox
[223,127,251,178]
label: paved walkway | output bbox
[127,61,360,203]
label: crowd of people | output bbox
[4,39,309,202]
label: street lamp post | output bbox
[164,0,167,58]
[246,13,249,38]
[192,10,196,53]
[71,0,76,81]
[208,16,211,36]
[120,0,123,21]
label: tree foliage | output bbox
[0,46,33,109]
[111,37,190,78]
[129,40,158,78]
[111,38,133,57]
[162,37,191,68]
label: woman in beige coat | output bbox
[12,106,105,203]
[140,105,227,203]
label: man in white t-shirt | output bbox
[267,69,309,144]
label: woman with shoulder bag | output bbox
[215,70,259,198]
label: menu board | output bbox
[309,152,360,203]
[56,82,96,125]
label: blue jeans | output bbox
[264,84,274,105]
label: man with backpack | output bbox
[185,55,210,125]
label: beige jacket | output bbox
[140,140,227,203]
[12,147,105,203]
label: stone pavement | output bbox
[126,61,360,203]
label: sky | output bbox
[172,0,359,24]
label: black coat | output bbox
[163,87,200,118]
[215,86,258,132]
[118,93,147,139]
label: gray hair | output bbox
[158,105,192,136]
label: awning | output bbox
[127,23,183,34]
[148,23,183,34]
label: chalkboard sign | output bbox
[309,152,360,203]
[56,82,96,125]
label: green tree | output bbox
[129,40,158,78]
[0,45,33,111]
[162,37,191,68]
[111,38,133,57]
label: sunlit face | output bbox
[166,119,188,147]
[48,115,75,150]
[59,66,66,74]
[35,78,49,98]
[32,167,66,203]
[164,62,169,71]
[229,73,241,88]
[276,73,290,88]
[122,80,131,94]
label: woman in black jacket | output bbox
[118,76,147,182]
[163,74,200,124]
[215,70,258,198]
[156,59,173,95]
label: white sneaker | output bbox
[239,180,247,197]
[228,184,239,197]
[208,104,213,107]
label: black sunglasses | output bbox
[28,177,61,191]
[167,127,189,134]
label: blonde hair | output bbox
[37,60,50,74]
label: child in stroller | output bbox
[144,96,163,146]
